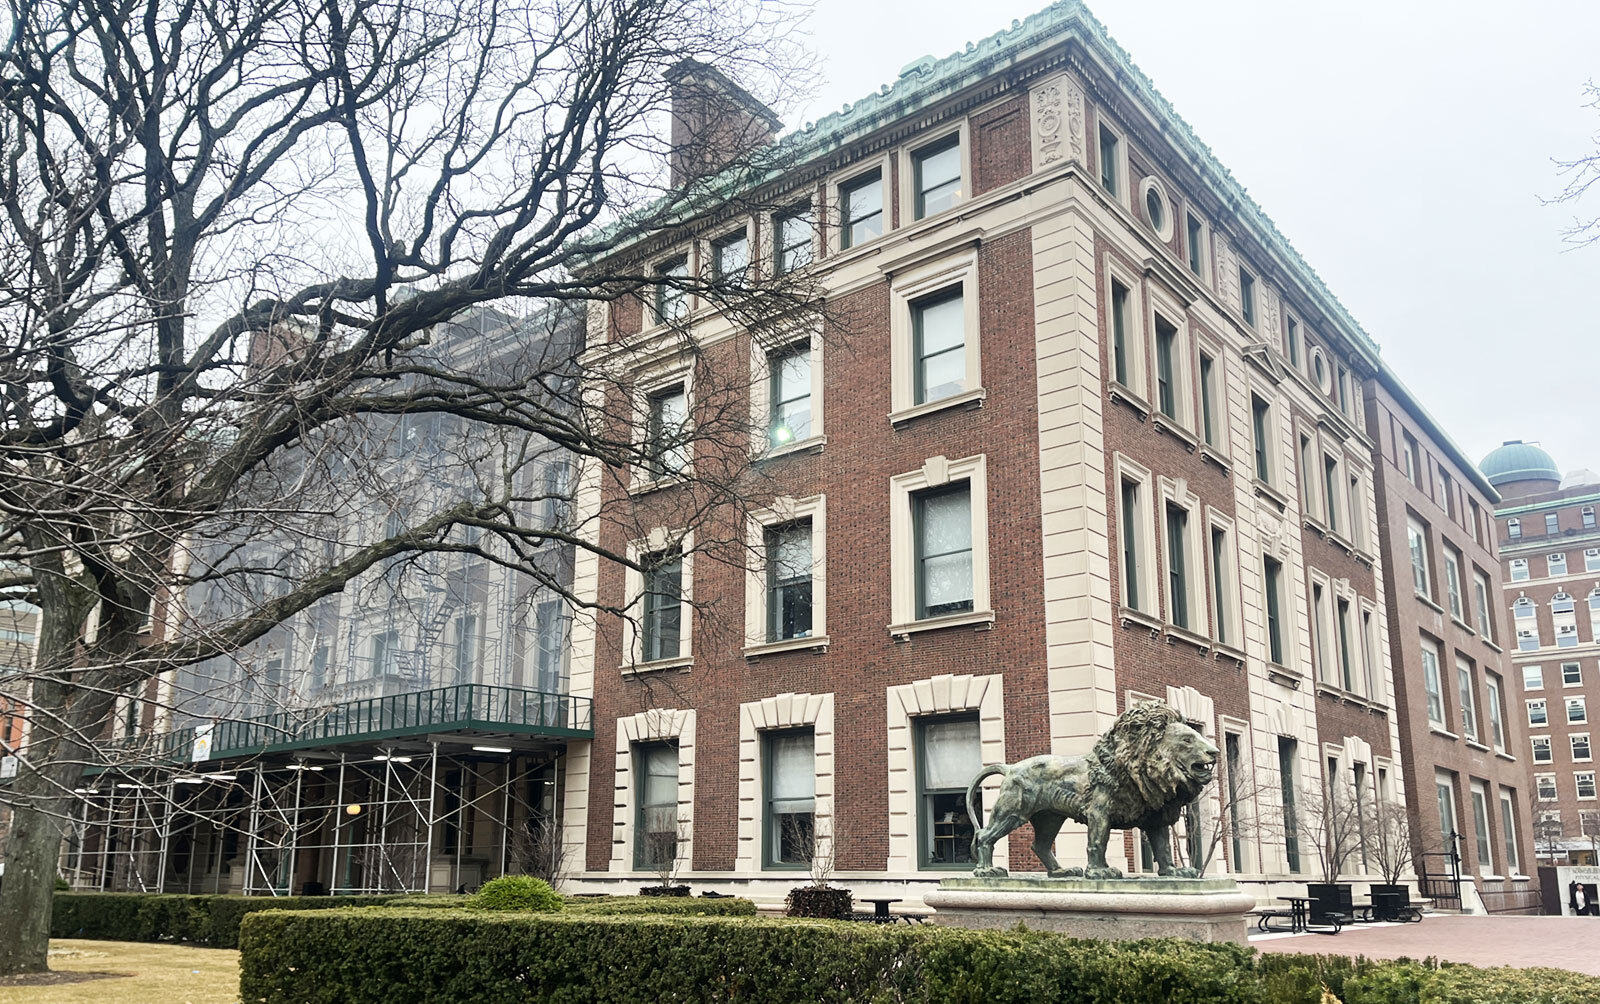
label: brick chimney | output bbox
[664,59,782,189]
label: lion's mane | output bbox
[1086,701,1203,821]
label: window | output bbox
[1573,733,1592,762]
[1323,455,1342,534]
[1154,316,1180,421]
[1578,772,1598,800]
[1470,781,1495,877]
[1286,315,1301,367]
[534,600,565,692]
[1299,434,1319,517]
[541,462,571,530]
[1435,773,1457,855]
[1199,352,1221,449]
[767,343,812,448]
[1279,736,1300,873]
[1239,268,1256,326]
[1591,588,1600,639]
[1473,570,1496,642]
[711,229,749,281]
[452,614,480,685]
[654,255,689,323]
[641,551,684,662]
[1457,660,1479,741]
[1586,549,1600,573]
[1524,665,1544,690]
[915,484,974,619]
[1568,696,1587,724]
[1532,737,1552,763]
[1097,124,1119,196]
[1486,673,1506,751]
[1110,278,1133,389]
[1186,213,1205,275]
[1514,597,1539,652]
[1119,475,1151,614]
[1348,474,1366,550]
[644,384,689,478]
[1443,547,1464,620]
[911,288,966,406]
[765,521,813,642]
[1337,364,1350,414]
[765,730,815,867]
[1165,503,1191,630]
[309,645,329,692]
[839,170,884,248]
[1586,506,1597,529]
[1362,608,1381,699]
[1422,640,1446,726]
[774,207,814,274]
[1564,662,1583,687]
[1334,598,1360,691]
[1225,732,1245,869]
[1144,182,1169,237]
[1536,775,1558,800]
[1549,552,1569,577]
[918,715,981,867]
[371,629,400,678]
[1263,556,1286,665]
[1311,582,1332,683]
[1510,557,1529,582]
[1401,432,1419,485]
[1546,512,1560,535]
[1499,790,1521,875]
[1554,592,1579,649]
[1508,518,1521,540]
[1470,499,1484,545]
[635,744,679,869]
[1251,394,1274,484]
[1528,698,1548,726]
[1407,517,1432,597]
[1209,523,1238,646]
[913,135,962,219]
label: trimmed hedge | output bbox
[51,892,401,949]
[564,895,756,917]
[472,876,564,912]
[237,909,1600,1004]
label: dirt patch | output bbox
[0,970,130,987]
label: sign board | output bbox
[191,724,214,763]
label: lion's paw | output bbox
[1048,867,1084,879]
[1165,867,1202,879]
[972,865,1009,878]
[1084,865,1123,880]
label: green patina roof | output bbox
[1480,441,1561,488]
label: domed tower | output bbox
[1479,440,1561,501]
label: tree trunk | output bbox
[0,774,71,974]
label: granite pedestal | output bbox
[924,876,1256,943]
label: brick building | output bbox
[559,1,1459,907]
[1482,441,1600,866]
[1364,390,1536,913]
[0,602,36,860]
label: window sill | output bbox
[1118,606,1164,635]
[1511,874,1533,883]
[1163,623,1212,653]
[1414,593,1445,615]
[1428,725,1459,740]
[1199,443,1230,473]
[1314,682,1388,713]
[889,387,986,427]
[629,472,691,497]
[1212,641,1248,665]
[755,435,827,463]
[1109,382,1150,419]
[744,635,831,659]
[1151,412,1198,452]
[888,608,995,640]
[1450,616,1476,635]
[1464,739,1492,753]
[1252,479,1290,511]
[1495,750,1517,762]
[1303,514,1328,536]
[1266,663,1303,689]
[622,656,694,676]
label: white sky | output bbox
[785,0,1600,479]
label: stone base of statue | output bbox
[923,876,1257,944]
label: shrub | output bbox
[785,885,854,919]
[565,894,756,917]
[471,875,563,913]
[50,892,399,949]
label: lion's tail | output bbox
[965,763,1009,830]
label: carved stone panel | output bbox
[1030,73,1085,173]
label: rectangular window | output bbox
[912,288,966,405]
[839,170,884,248]
[1564,662,1583,687]
[1527,698,1547,726]
[1210,526,1234,645]
[1499,791,1521,875]
[1323,455,1341,534]
[1154,317,1179,421]
[1586,506,1597,529]
[1532,736,1553,763]
[1568,697,1587,724]
[1263,556,1285,665]
[1337,364,1350,414]
[1098,124,1119,196]
[1186,214,1204,274]
[1586,549,1600,573]
[1578,772,1598,800]
[1524,665,1544,690]
[1435,774,1457,855]
[1299,434,1319,517]
[644,385,689,477]
[1573,733,1592,761]
[1239,269,1256,326]
[1251,395,1273,484]
[767,343,812,448]
[919,715,981,867]
[1348,474,1366,550]
[1286,316,1301,367]
[1457,661,1479,741]
[1337,599,1357,691]
[1474,571,1496,641]
[1510,557,1529,582]
[1225,732,1244,870]
[1279,736,1300,873]
[1110,278,1132,388]
[1470,781,1494,878]
[1199,352,1219,448]
[774,208,814,274]
[1508,518,1522,540]
[310,645,329,692]
[452,614,480,685]
[1407,518,1432,597]
[914,484,974,619]
[1120,477,1148,613]
[641,552,684,662]
[914,135,962,218]
[1550,552,1569,577]
[1402,432,1419,485]
[1547,512,1560,535]
[534,600,565,692]
[371,629,400,678]
[635,744,679,869]
[1311,583,1331,682]
[1166,504,1190,630]
[1537,775,1558,800]
[542,462,571,530]
[765,730,816,867]
[1487,673,1506,751]
[655,255,689,323]
[1470,499,1484,545]
[712,229,749,281]
[765,521,814,642]
[1422,641,1446,726]
[1361,609,1380,699]
[1444,548,1464,620]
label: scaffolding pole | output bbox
[285,766,304,897]
[500,758,513,876]
[329,754,347,894]
[155,776,176,893]
[244,765,263,896]
[424,743,438,893]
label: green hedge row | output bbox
[51,892,401,949]
[565,895,756,917]
[237,909,1600,1004]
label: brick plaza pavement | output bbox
[1250,915,1600,975]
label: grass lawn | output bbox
[0,940,239,1004]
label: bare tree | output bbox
[1297,775,1366,885]
[1177,766,1276,878]
[0,0,823,974]
[1548,80,1600,247]
[1367,797,1415,888]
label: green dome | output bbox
[1479,441,1560,487]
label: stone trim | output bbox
[610,708,697,873]
[734,692,835,874]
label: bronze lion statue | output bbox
[965,701,1218,879]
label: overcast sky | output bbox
[785,0,1600,480]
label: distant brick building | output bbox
[0,602,38,859]
[557,0,1504,908]
[1483,441,1600,866]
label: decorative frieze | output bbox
[1030,73,1085,172]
